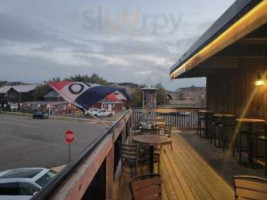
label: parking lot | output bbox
[0,114,107,171]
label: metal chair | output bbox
[210,115,223,145]
[130,173,162,200]
[251,124,267,174]
[238,125,265,169]
[233,175,267,200]
[198,112,212,138]
[221,116,236,152]
[197,114,205,136]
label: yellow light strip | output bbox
[170,0,267,79]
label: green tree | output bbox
[131,88,142,107]
[66,73,108,85]
[33,77,61,100]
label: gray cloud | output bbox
[0,0,235,90]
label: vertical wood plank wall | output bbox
[207,58,267,121]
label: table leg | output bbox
[205,113,208,137]
[149,146,154,173]
[248,123,254,167]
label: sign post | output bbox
[64,130,75,163]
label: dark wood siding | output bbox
[207,58,267,120]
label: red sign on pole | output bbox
[64,130,75,144]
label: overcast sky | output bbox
[0,0,235,91]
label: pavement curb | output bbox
[1,111,114,124]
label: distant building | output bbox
[20,101,77,115]
[43,90,64,102]
[0,85,39,111]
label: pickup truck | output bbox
[90,109,115,117]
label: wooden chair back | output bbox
[233,175,267,200]
[156,117,165,122]
[139,128,159,135]
[164,125,172,138]
[154,124,165,136]
[120,143,139,168]
[130,174,162,200]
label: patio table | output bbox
[133,134,172,173]
[236,118,265,167]
[213,113,235,117]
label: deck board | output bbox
[117,131,235,200]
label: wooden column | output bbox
[106,146,114,200]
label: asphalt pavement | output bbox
[0,114,108,171]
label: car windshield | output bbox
[35,170,57,187]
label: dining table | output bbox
[132,134,172,173]
[236,118,265,167]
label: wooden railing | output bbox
[132,108,202,129]
[31,109,132,200]
[31,107,202,200]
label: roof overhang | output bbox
[170,0,267,79]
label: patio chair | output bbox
[197,114,205,136]
[120,143,150,177]
[132,122,142,135]
[221,116,236,152]
[155,124,165,136]
[210,115,223,145]
[156,117,165,122]
[130,173,162,200]
[198,112,212,138]
[233,175,267,200]
[238,124,266,169]
[139,128,159,135]
[251,123,267,174]
[164,125,173,150]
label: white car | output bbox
[91,109,114,117]
[88,108,100,115]
[0,168,57,200]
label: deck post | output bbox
[106,145,114,199]
[122,126,127,143]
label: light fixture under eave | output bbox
[255,74,265,86]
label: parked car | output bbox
[88,108,100,115]
[0,168,57,200]
[32,111,49,119]
[91,109,114,117]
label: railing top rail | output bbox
[133,108,206,112]
[31,109,132,200]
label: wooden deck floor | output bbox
[117,131,234,200]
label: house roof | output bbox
[170,0,265,78]
[0,84,39,93]
[44,90,60,98]
[0,86,12,94]
[22,101,67,106]
[12,85,39,93]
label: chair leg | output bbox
[265,140,267,176]
[158,156,161,173]
[210,125,214,143]
[239,133,242,163]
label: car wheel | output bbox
[109,114,113,117]
[94,114,98,117]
